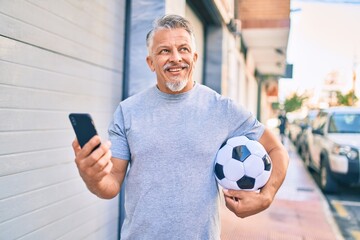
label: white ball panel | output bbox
[254,171,272,189]
[219,178,240,190]
[223,159,245,181]
[245,140,267,158]
[243,155,264,178]
[216,144,234,165]
[226,136,249,148]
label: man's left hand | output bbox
[222,188,272,218]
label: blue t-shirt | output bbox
[108,83,265,240]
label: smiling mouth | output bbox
[164,63,190,72]
[167,67,187,72]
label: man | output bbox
[72,15,289,240]
[278,110,288,144]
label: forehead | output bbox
[152,28,192,47]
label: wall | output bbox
[185,4,204,84]
[244,50,260,116]
[126,0,166,97]
[0,0,125,239]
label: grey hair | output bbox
[146,14,196,55]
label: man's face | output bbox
[146,28,198,94]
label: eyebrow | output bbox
[155,43,191,51]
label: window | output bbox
[328,113,360,133]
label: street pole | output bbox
[352,54,357,106]
[353,69,356,106]
[257,74,263,122]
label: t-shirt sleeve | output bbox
[227,99,265,141]
[108,104,131,161]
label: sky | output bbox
[279,0,360,103]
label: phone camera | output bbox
[71,117,77,126]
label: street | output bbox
[309,170,360,240]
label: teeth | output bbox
[168,68,182,72]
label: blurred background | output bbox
[0,0,359,239]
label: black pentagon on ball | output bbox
[232,145,251,162]
[236,175,255,189]
[219,141,227,149]
[214,163,225,180]
[262,154,272,171]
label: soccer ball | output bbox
[214,136,272,191]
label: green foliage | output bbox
[284,93,308,113]
[271,102,280,110]
[336,90,358,106]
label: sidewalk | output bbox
[219,138,344,240]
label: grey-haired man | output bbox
[72,14,289,240]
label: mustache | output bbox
[163,63,190,71]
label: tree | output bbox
[284,93,308,113]
[336,90,358,106]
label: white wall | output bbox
[0,0,125,239]
[185,5,204,84]
[166,0,186,16]
[224,31,238,100]
[244,51,259,116]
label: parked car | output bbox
[288,110,318,153]
[306,107,360,193]
[287,112,306,145]
[287,118,303,144]
[298,109,319,159]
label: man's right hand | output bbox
[72,136,113,183]
[72,136,128,199]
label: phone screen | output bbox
[69,113,100,149]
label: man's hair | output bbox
[146,14,196,55]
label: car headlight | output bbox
[332,145,359,160]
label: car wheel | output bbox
[320,157,338,193]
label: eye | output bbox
[159,49,170,54]
[179,47,190,53]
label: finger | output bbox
[222,189,232,197]
[89,141,112,168]
[97,158,113,179]
[224,195,238,212]
[79,141,111,171]
[224,189,249,199]
[93,149,112,172]
[77,136,102,160]
[102,157,113,174]
[75,137,103,169]
[223,189,240,198]
[72,138,81,155]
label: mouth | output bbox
[164,63,189,73]
[167,67,187,72]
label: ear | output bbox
[146,56,155,72]
[193,52,198,64]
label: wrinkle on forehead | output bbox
[150,28,196,53]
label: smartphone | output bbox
[69,113,100,150]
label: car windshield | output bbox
[328,113,360,133]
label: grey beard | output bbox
[162,62,191,92]
[165,77,189,92]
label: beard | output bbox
[163,62,191,92]
[165,77,189,92]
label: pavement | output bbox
[219,137,344,240]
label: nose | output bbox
[169,50,182,62]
